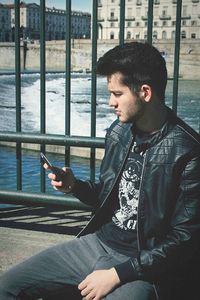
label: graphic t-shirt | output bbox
[97,132,147,257]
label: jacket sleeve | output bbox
[72,179,103,208]
[116,153,200,283]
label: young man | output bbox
[0,42,200,300]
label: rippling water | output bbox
[0,146,100,193]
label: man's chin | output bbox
[119,116,133,124]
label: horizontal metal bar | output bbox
[0,190,90,210]
[0,132,105,148]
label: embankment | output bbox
[0,39,200,79]
[0,141,105,160]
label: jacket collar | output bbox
[126,106,176,151]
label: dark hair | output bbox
[96,42,168,101]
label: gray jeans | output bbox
[0,233,156,300]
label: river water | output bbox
[0,73,200,202]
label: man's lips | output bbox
[115,110,121,116]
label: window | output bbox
[192,5,198,14]
[191,20,197,26]
[136,7,141,16]
[162,31,167,39]
[126,31,131,39]
[162,8,167,17]
[127,21,132,27]
[110,31,114,39]
[127,7,132,17]
[154,7,159,17]
[136,0,142,5]
[182,5,187,17]
[181,30,186,38]
[171,30,175,39]
[153,31,158,39]
[154,21,158,26]
[98,10,102,19]
[110,9,115,18]
[191,33,196,39]
[135,33,139,39]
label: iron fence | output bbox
[0,0,182,208]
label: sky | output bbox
[0,0,92,13]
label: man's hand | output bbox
[44,164,76,193]
[78,268,120,300]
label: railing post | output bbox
[90,0,98,181]
[119,0,125,45]
[147,0,154,45]
[40,0,46,192]
[65,0,71,166]
[172,0,182,114]
[15,0,22,191]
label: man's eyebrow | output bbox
[109,90,123,94]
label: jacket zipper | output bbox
[136,149,148,252]
[136,150,160,300]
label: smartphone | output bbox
[40,152,65,181]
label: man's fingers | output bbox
[78,279,87,291]
[80,286,92,297]
[48,173,56,180]
[51,180,62,187]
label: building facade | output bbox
[0,2,91,42]
[0,4,11,42]
[97,0,200,40]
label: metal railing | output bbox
[0,0,182,209]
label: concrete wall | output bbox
[0,39,200,79]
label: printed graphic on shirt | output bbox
[112,143,143,230]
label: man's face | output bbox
[107,72,145,123]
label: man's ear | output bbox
[140,85,152,102]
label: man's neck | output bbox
[135,104,168,134]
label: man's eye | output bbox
[113,93,122,97]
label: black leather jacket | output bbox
[74,108,200,299]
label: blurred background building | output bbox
[0,1,200,42]
[0,1,91,42]
[97,0,200,40]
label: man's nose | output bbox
[109,95,117,107]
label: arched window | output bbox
[162,31,167,39]
[98,23,103,40]
[171,31,175,39]
[153,31,158,40]
[110,31,114,39]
